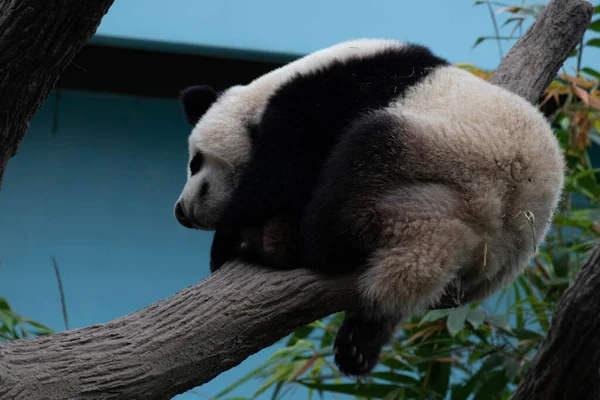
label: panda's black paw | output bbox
[333,313,389,376]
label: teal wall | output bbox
[0,90,282,399]
[92,0,600,70]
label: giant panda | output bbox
[174,38,564,376]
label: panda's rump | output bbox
[302,91,562,314]
[300,108,482,273]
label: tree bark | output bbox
[0,0,594,399]
[489,0,592,102]
[0,0,115,186]
[0,264,356,400]
[510,246,600,400]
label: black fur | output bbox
[207,43,449,376]
[334,309,401,375]
[299,110,409,273]
[180,85,218,126]
[210,43,449,272]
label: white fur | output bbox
[177,39,408,229]
[356,65,564,318]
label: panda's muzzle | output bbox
[174,202,194,229]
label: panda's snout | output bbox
[174,202,194,229]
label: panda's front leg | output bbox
[210,228,242,272]
[210,194,275,272]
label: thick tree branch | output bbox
[0,0,115,186]
[0,264,356,399]
[489,0,592,101]
[510,246,600,400]
[0,0,594,399]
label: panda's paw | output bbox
[333,314,385,376]
[239,226,267,262]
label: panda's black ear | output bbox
[179,85,218,126]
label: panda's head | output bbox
[174,84,258,230]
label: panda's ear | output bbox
[179,85,218,126]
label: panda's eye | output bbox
[189,153,204,176]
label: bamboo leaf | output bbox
[586,38,600,48]
[299,382,418,398]
[589,19,600,33]
[447,306,469,336]
[420,309,451,325]
[466,308,486,329]
[485,315,513,332]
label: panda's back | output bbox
[386,65,563,187]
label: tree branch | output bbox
[488,0,591,101]
[510,246,600,400]
[0,264,355,399]
[0,0,593,399]
[0,0,114,186]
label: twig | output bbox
[51,256,69,330]
[485,0,504,62]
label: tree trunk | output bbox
[0,0,114,186]
[0,0,594,399]
[510,246,600,400]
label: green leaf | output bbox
[0,297,11,311]
[447,306,469,336]
[467,308,486,329]
[20,317,53,334]
[589,19,600,33]
[595,5,600,14]
[474,370,509,399]
[480,353,505,373]
[420,309,451,325]
[485,315,513,332]
[252,364,294,399]
[383,388,403,400]
[429,360,451,397]
[503,356,520,381]
[370,371,419,385]
[473,1,510,7]
[0,310,16,337]
[451,357,498,400]
[452,376,482,400]
[586,38,600,48]
[510,328,544,340]
[215,364,268,398]
[502,16,526,26]
[552,251,570,278]
[299,382,417,398]
[473,37,486,48]
[380,356,414,372]
[287,325,315,346]
[513,284,524,330]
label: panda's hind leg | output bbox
[334,214,481,375]
[334,308,400,375]
[300,110,483,375]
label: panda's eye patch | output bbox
[189,153,204,176]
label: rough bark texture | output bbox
[0,0,115,186]
[0,0,594,399]
[488,0,591,102]
[510,246,600,400]
[0,265,356,399]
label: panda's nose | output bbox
[175,202,194,229]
